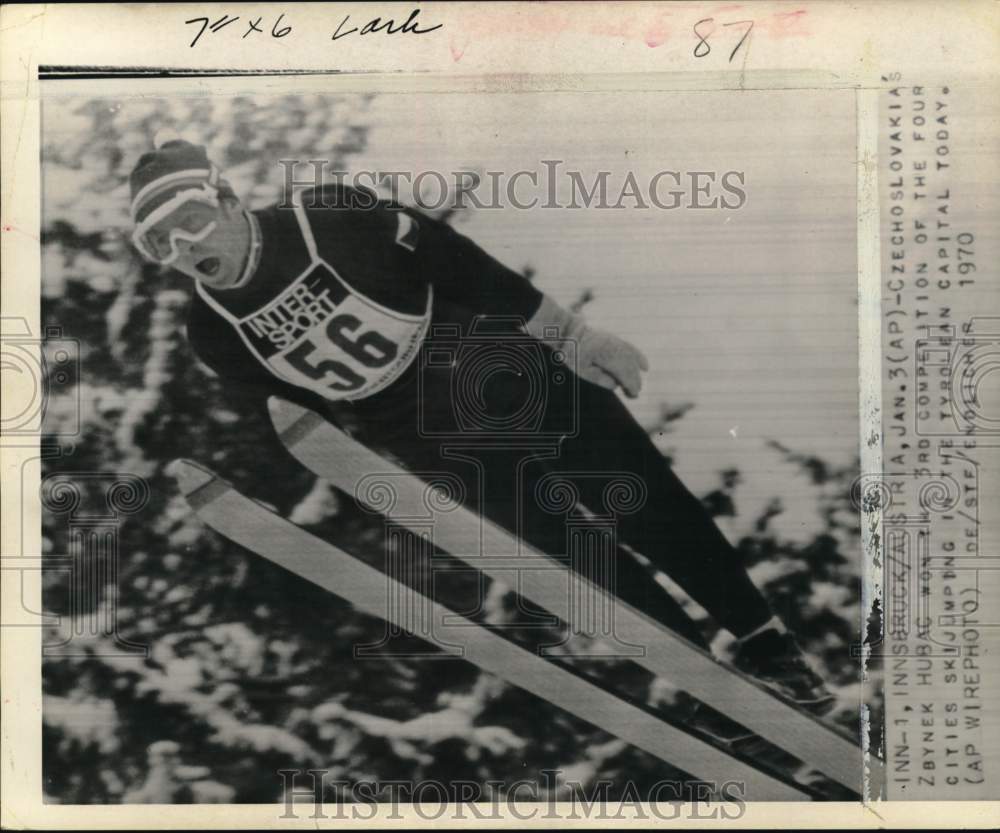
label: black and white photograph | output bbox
[2,1,998,828]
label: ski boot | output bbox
[732,629,837,716]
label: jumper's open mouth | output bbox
[196,257,220,277]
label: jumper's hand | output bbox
[525,295,650,398]
[573,325,650,398]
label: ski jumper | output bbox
[186,186,773,639]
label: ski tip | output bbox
[267,396,307,433]
[165,458,217,496]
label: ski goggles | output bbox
[131,183,221,265]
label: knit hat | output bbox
[129,139,220,224]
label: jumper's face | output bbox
[133,191,251,290]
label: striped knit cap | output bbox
[129,140,219,224]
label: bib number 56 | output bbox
[285,313,398,392]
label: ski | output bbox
[169,457,810,800]
[268,396,872,795]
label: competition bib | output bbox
[197,202,430,401]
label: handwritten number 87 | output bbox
[693,18,754,62]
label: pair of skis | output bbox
[169,397,871,801]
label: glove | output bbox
[570,321,650,397]
[526,296,649,398]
